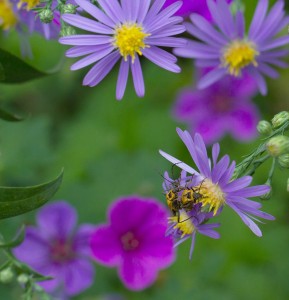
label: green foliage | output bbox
[0,106,24,122]
[0,170,63,219]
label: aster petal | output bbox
[173,235,190,247]
[189,231,196,260]
[258,63,279,78]
[211,155,230,183]
[83,51,120,86]
[227,195,262,209]
[90,225,122,267]
[137,0,151,23]
[212,143,220,166]
[222,176,252,193]
[70,45,114,70]
[119,256,158,290]
[230,184,271,198]
[142,47,181,73]
[75,0,115,27]
[259,35,289,52]
[150,17,184,34]
[131,55,145,97]
[63,258,95,296]
[147,37,186,48]
[198,228,220,239]
[262,58,288,68]
[151,25,185,38]
[36,201,77,240]
[66,45,108,58]
[62,14,113,34]
[97,0,125,23]
[249,69,267,95]
[146,0,166,20]
[218,161,236,187]
[233,204,275,221]
[236,11,245,38]
[59,35,111,46]
[197,68,227,89]
[116,59,130,100]
[159,150,200,175]
[248,0,269,39]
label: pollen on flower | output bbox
[222,40,259,76]
[113,23,150,63]
[17,0,40,10]
[169,211,195,237]
[0,0,18,30]
[196,179,226,215]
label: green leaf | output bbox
[0,106,25,122]
[0,225,25,248]
[0,170,63,219]
[0,48,49,84]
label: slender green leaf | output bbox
[0,170,63,219]
[0,49,49,84]
[0,225,25,248]
[0,106,25,122]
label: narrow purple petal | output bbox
[226,195,262,209]
[249,69,267,95]
[218,161,236,187]
[66,45,107,58]
[97,0,125,23]
[198,228,220,239]
[137,0,151,23]
[147,37,186,47]
[131,55,145,97]
[116,59,130,100]
[222,176,252,193]
[59,35,111,46]
[146,0,166,20]
[258,63,279,79]
[248,0,269,39]
[259,35,289,51]
[189,231,196,260]
[230,184,271,198]
[236,11,245,38]
[211,155,230,183]
[212,143,220,166]
[198,68,226,89]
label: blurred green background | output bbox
[0,0,289,299]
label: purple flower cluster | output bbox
[160,128,275,258]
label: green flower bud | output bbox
[39,9,54,24]
[278,153,289,169]
[257,120,272,135]
[60,25,77,37]
[0,268,14,284]
[272,111,289,128]
[266,135,289,157]
[17,273,29,285]
[62,4,77,14]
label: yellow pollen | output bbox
[0,0,18,30]
[17,0,40,10]
[222,40,259,76]
[169,211,195,237]
[113,22,150,63]
[196,179,226,215]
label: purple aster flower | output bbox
[173,69,260,144]
[160,128,275,237]
[163,0,232,20]
[174,0,289,95]
[13,201,95,297]
[90,196,175,290]
[59,0,186,100]
[163,170,220,259]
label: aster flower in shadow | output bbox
[174,0,289,95]
[13,201,95,298]
[160,129,275,237]
[90,196,175,291]
[173,69,259,144]
[59,0,186,100]
[163,0,232,20]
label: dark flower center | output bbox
[121,232,139,251]
[50,240,75,263]
[212,94,232,114]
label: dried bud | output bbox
[278,153,289,169]
[0,268,14,284]
[257,120,272,135]
[60,25,77,37]
[17,273,29,284]
[272,111,289,128]
[39,9,54,24]
[266,135,289,157]
[62,4,77,14]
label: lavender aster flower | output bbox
[174,0,289,95]
[90,196,175,290]
[160,128,275,237]
[59,0,186,100]
[13,201,95,297]
[173,70,259,144]
[163,0,232,20]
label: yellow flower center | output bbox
[196,179,226,215]
[0,0,18,30]
[169,211,195,237]
[222,40,259,76]
[113,22,150,63]
[17,0,40,10]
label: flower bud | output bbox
[266,135,289,157]
[0,268,14,284]
[60,25,77,37]
[39,9,54,24]
[272,111,289,128]
[257,120,272,135]
[17,273,29,284]
[278,153,289,169]
[62,4,77,14]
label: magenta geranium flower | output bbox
[174,0,289,95]
[173,70,259,144]
[13,201,95,297]
[163,0,232,20]
[59,0,186,100]
[90,196,175,291]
